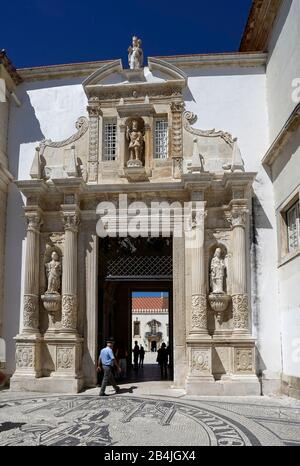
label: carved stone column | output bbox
[22,210,43,334]
[226,202,249,334]
[61,210,80,334]
[170,101,184,178]
[186,197,214,392]
[11,208,43,386]
[87,97,101,183]
[189,203,209,337]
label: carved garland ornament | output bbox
[16,346,34,368]
[232,294,249,330]
[191,350,210,374]
[183,111,234,146]
[235,349,253,372]
[57,347,73,369]
[62,294,77,329]
[171,101,184,158]
[23,294,39,329]
[191,294,207,330]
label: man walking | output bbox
[97,339,121,396]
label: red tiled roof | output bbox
[132,297,168,312]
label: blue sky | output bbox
[1,0,252,69]
[132,292,169,298]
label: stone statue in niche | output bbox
[128,36,143,69]
[210,248,226,294]
[45,251,62,294]
[126,119,144,167]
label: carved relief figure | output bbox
[210,248,226,294]
[45,251,62,294]
[128,36,143,69]
[126,119,144,165]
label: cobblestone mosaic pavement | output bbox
[0,390,300,446]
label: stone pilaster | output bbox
[87,97,101,183]
[170,101,184,178]
[226,202,249,334]
[61,210,80,334]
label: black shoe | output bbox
[115,386,120,393]
[99,393,109,397]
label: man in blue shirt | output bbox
[97,339,121,396]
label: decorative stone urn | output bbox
[41,293,61,314]
[208,293,230,324]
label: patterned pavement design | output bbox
[0,392,300,446]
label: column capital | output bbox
[170,101,185,113]
[25,209,43,233]
[225,203,249,229]
[61,210,80,232]
[87,97,101,117]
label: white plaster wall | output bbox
[3,77,88,373]
[266,0,300,140]
[184,66,282,380]
[271,128,300,380]
[279,256,300,378]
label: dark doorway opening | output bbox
[98,236,173,383]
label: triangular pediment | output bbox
[83,57,187,98]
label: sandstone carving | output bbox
[126,119,144,167]
[128,36,143,69]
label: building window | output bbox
[103,120,117,160]
[287,201,300,252]
[166,323,169,337]
[154,119,168,159]
[134,321,140,336]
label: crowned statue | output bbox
[128,36,143,69]
[45,251,62,294]
[210,248,226,294]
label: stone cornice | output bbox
[17,53,267,82]
[262,103,300,168]
[0,50,22,86]
[239,0,283,52]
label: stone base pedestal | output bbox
[11,334,84,394]
[186,376,260,396]
[9,374,84,394]
[11,334,43,383]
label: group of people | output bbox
[97,339,170,396]
[132,341,145,370]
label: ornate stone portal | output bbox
[10,46,259,395]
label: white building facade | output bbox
[0,0,299,398]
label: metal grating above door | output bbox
[100,236,173,281]
[105,255,172,280]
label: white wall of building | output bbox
[266,0,300,140]
[132,312,169,351]
[265,0,300,387]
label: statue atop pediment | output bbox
[128,36,143,69]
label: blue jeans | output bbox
[100,365,118,395]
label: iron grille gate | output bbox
[100,237,173,281]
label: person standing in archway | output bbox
[133,341,140,371]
